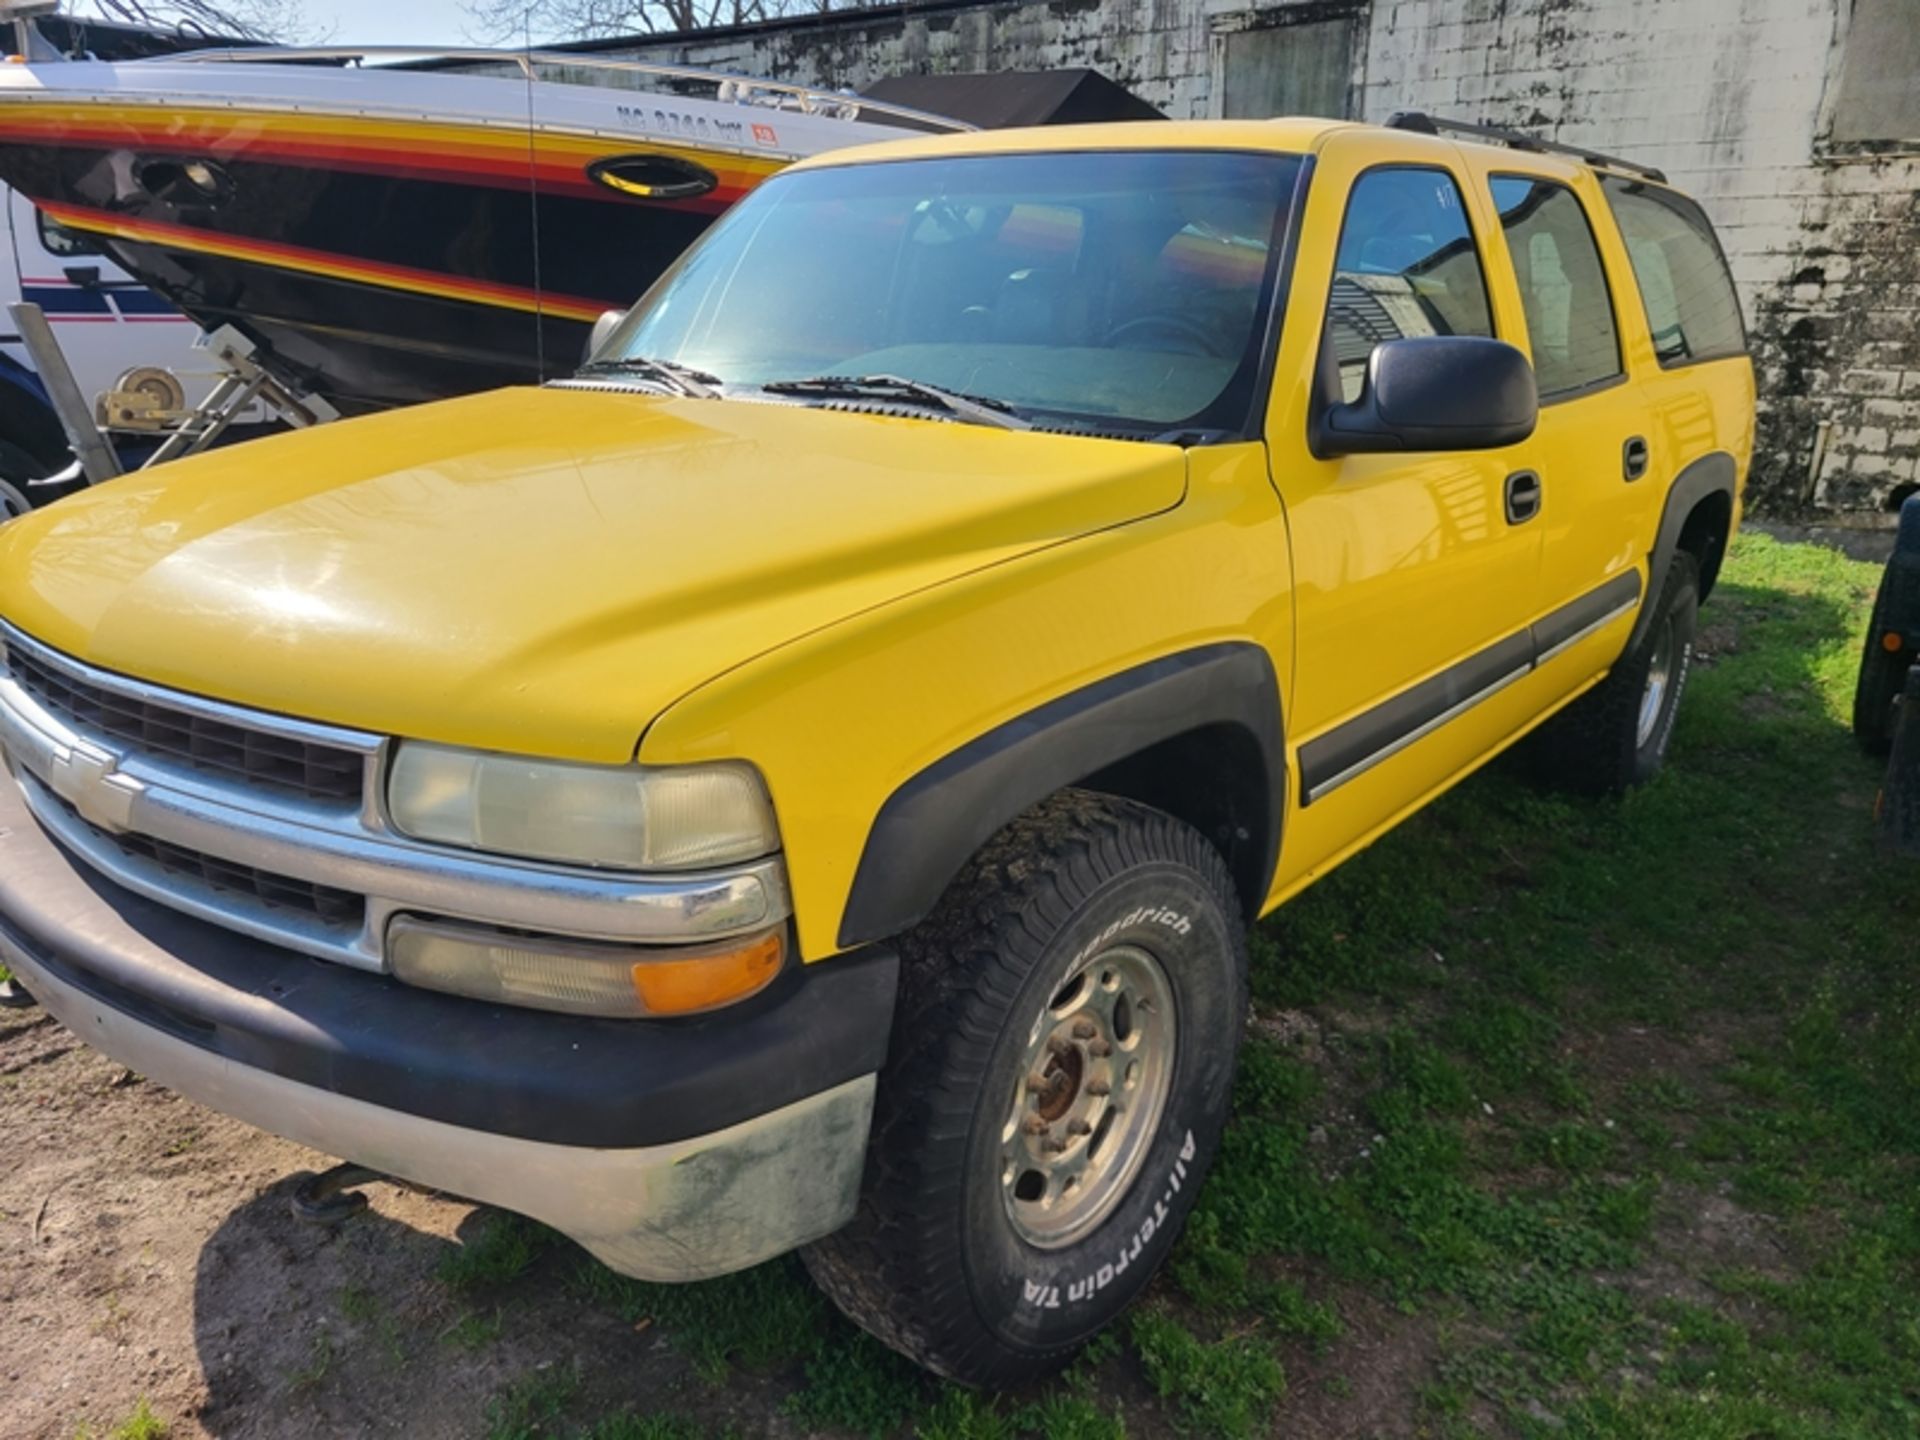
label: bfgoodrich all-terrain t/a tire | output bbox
[803,790,1249,1387]
[1528,551,1701,796]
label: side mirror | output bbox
[1311,335,1537,458]
[586,308,628,363]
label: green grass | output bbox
[493,532,1916,1437]
[437,1211,557,1293]
[443,1305,507,1350]
[76,1399,170,1440]
[1131,1309,1287,1436]
[483,1365,581,1440]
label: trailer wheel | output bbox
[0,475,31,521]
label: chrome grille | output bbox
[5,643,365,804]
[42,789,363,928]
[0,620,791,972]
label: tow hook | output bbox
[0,977,36,1010]
[290,1161,386,1225]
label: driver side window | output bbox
[1326,167,1494,401]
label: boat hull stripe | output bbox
[39,201,615,324]
[0,101,779,210]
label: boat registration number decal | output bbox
[615,105,775,148]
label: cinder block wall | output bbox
[602,0,1920,515]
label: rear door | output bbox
[1458,156,1650,695]
[1596,174,1755,544]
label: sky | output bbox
[301,0,528,45]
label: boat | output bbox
[0,12,965,414]
[2,9,281,507]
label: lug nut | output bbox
[1043,1137,1069,1154]
[1047,1036,1075,1057]
[1066,1118,1092,1136]
[1087,1040,1113,1058]
[1072,1018,1097,1040]
[1022,1114,1049,1135]
[1087,1079,1111,1097]
[1027,1070,1052,1092]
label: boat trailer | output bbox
[7,301,339,486]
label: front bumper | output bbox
[0,780,897,1281]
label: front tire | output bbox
[804,790,1248,1386]
[1528,551,1700,795]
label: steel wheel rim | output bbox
[998,942,1176,1250]
[1637,619,1676,747]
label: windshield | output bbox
[597,149,1305,436]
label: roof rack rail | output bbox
[1384,111,1668,184]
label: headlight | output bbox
[386,743,779,870]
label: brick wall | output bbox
[599,0,1920,515]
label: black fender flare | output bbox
[1627,450,1737,654]
[836,644,1285,949]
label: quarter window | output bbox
[36,209,99,259]
[1489,176,1622,399]
[1326,167,1493,401]
[1600,177,1747,368]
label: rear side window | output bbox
[1326,167,1493,401]
[1600,177,1746,367]
[1489,176,1622,399]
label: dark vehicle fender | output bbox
[837,644,1285,949]
[1881,662,1920,858]
[1879,492,1920,649]
[1626,451,1738,654]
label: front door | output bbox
[1265,135,1546,898]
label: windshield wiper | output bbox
[575,356,721,399]
[758,374,1031,431]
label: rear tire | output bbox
[1526,552,1699,795]
[803,789,1248,1387]
[1854,570,1911,755]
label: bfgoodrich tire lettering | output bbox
[803,790,1248,1386]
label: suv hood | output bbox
[0,388,1186,761]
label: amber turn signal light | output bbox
[631,930,785,1016]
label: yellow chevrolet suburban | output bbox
[0,114,1753,1384]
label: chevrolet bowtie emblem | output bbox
[49,742,143,833]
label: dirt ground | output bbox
[0,1005,749,1440]
[1,994,1411,1440]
